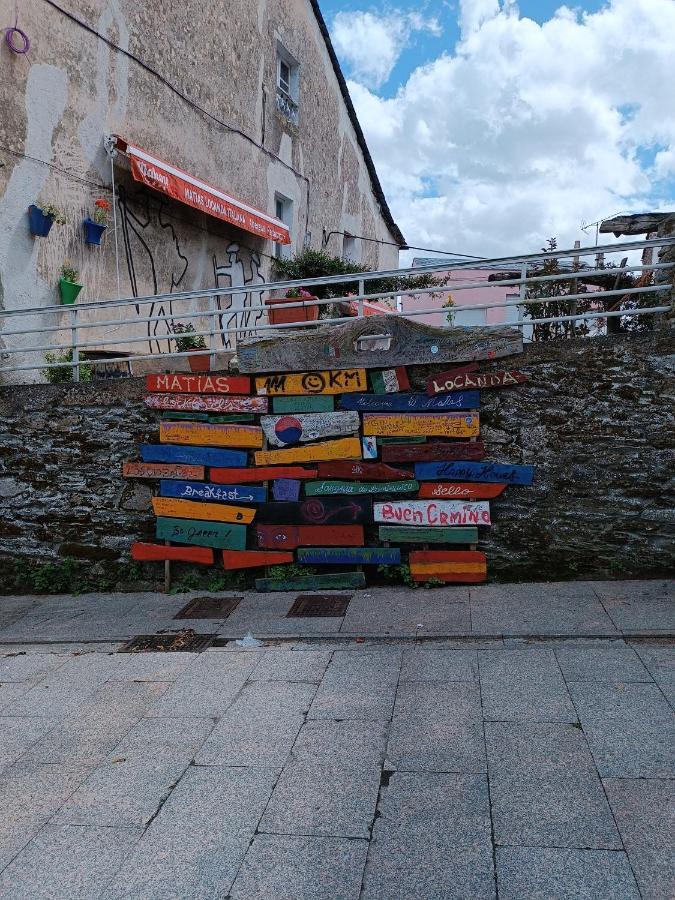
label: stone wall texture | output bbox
[1,332,673,588]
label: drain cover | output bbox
[287,594,352,618]
[118,631,216,653]
[174,596,242,619]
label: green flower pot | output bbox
[59,278,83,305]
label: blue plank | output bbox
[160,480,267,504]
[272,479,301,501]
[339,391,480,412]
[297,547,401,565]
[414,461,534,485]
[140,444,247,467]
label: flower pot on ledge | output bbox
[188,353,210,373]
[59,278,83,305]
[265,294,319,326]
[83,218,108,245]
[28,205,55,237]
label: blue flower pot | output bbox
[83,218,107,245]
[28,205,55,237]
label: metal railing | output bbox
[0,236,672,382]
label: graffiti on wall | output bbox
[213,244,266,350]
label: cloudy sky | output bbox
[321,0,675,260]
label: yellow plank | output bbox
[254,436,362,466]
[410,562,487,575]
[255,369,367,396]
[159,421,263,449]
[152,496,255,524]
[363,413,480,438]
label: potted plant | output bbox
[28,203,65,237]
[172,322,209,372]
[265,286,319,325]
[83,198,110,245]
[58,262,83,305]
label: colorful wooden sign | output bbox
[409,550,487,583]
[222,550,293,569]
[370,367,410,394]
[151,496,256,524]
[272,479,301,501]
[363,413,479,439]
[140,444,247,467]
[362,436,378,460]
[123,462,205,481]
[418,482,507,500]
[305,480,419,496]
[155,517,246,550]
[272,395,334,413]
[159,421,263,449]
[210,466,318,484]
[381,442,486,463]
[146,374,251,394]
[297,547,401,565]
[374,500,491,527]
[255,368,367,396]
[254,436,361,466]
[260,411,360,447]
[256,524,365,550]
[378,525,478,544]
[255,497,372,525]
[316,461,413,481]
[255,572,366,592]
[339,392,480,413]
[159,480,267,504]
[146,393,266,413]
[414,461,534,485]
[131,542,214,564]
[427,369,528,396]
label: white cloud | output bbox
[344,0,675,258]
[331,9,441,89]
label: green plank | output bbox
[378,526,478,544]
[272,395,335,413]
[255,572,366,592]
[161,411,210,422]
[208,414,255,423]
[305,480,419,496]
[156,516,246,550]
[378,436,427,445]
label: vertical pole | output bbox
[570,239,580,337]
[358,278,365,318]
[518,262,528,341]
[208,293,217,370]
[70,307,80,382]
[110,155,122,300]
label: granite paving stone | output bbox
[393,681,482,723]
[593,580,674,633]
[291,720,388,768]
[556,646,652,682]
[632,643,675,706]
[0,651,68,683]
[478,648,562,680]
[228,834,368,900]
[484,722,597,776]
[581,723,675,777]
[0,681,36,714]
[0,716,56,775]
[569,681,674,725]
[109,650,199,682]
[322,649,402,683]
[481,676,578,723]
[341,590,470,635]
[248,649,331,682]
[308,676,397,721]
[496,847,640,899]
[108,715,216,763]
[399,647,478,682]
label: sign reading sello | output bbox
[374,500,491,527]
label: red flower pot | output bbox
[265,294,319,326]
[188,354,210,372]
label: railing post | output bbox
[70,307,80,382]
[518,262,527,310]
[208,294,217,368]
[358,278,365,318]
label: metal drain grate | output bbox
[174,596,242,619]
[286,594,352,618]
[118,631,216,653]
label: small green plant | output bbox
[377,563,416,588]
[43,349,93,384]
[267,563,316,580]
[38,203,66,225]
[60,262,79,283]
[171,322,207,353]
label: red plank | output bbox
[418,482,507,500]
[222,550,293,570]
[210,466,318,484]
[427,369,527,396]
[255,525,365,550]
[131,543,214,564]
[381,441,486,463]
[122,462,205,480]
[146,374,251,394]
[316,461,413,481]
[424,363,478,396]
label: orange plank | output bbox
[159,421,263,449]
[151,496,255,524]
[254,436,361,466]
[122,462,205,480]
[222,550,294,570]
[409,550,487,584]
[363,413,479,438]
[131,543,214,564]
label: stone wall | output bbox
[0,333,673,590]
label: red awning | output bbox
[111,136,291,244]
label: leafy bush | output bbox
[60,262,79,283]
[171,322,207,353]
[43,349,93,384]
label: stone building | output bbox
[0,0,404,377]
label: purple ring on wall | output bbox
[5,27,30,54]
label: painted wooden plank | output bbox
[378,526,478,544]
[255,369,367,396]
[272,479,301,501]
[159,480,267,504]
[156,517,247,550]
[409,550,487,584]
[382,442,486,463]
[131,542,214,564]
[222,550,293,570]
[340,391,480,413]
[237,317,523,373]
[414,461,535,486]
[151,497,256,524]
[146,374,251,394]
[370,367,410,394]
[161,411,210,422]
[208,414,256,423]
[272,395,335,413]
[363,413,479,439]
[211,466,318,484]
[146,393,266,413]
[254,436,361,466]
[255,497,372,525]
[362,437,378,460]
[305,480,419,496]
[418,482,507,500]
[123,462,205,481]
[374,500,491,527]
[260,411,360,447]
[256,524,365,550]
[159,421,263,449]
[140,444,247,467]
[316,461,413,482]
[427,369,528,396]
[297,547,401,565]
[255,572,366,592]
